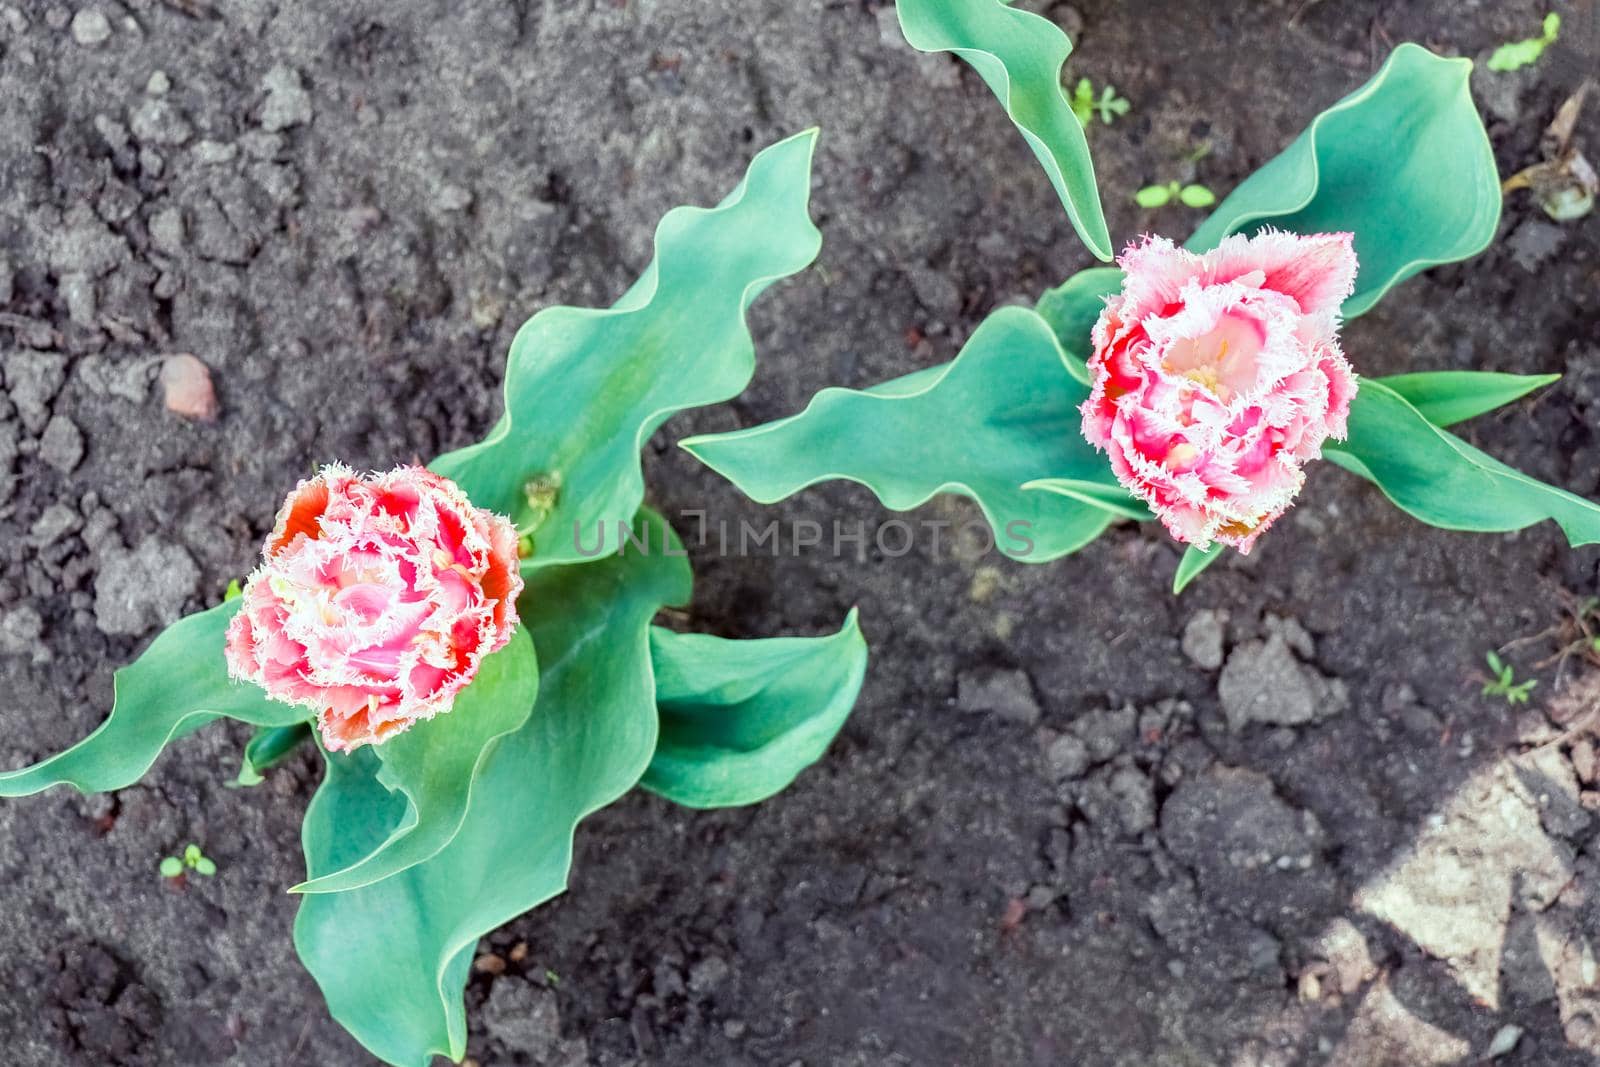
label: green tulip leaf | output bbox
[1033,266,1124,375]
[682,307,1141,563]
[642,610,868,809]
[895,0,1112,261]
[233,722,313,787]
[1186,43,1501,318]
[0,601,308,797]
[290,627,538,894]
[1173,542,1225,595]
[1325,380,1600,545]
[294,510,691,1067]
[1374,371,1561,429]
[430,130,822,566]
[1020,478,1152,522]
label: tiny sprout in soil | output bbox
[1482,651,1537,705]
[161,843,217,879]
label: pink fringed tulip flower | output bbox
[225,464,524,751]
[1080,230,1359,552]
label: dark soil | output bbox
[2,0,1599,1064]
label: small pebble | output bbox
[1180,609,1227,670]
[160,354,219,421]
[146,70,170,95]
[39,415,85,472]
[69,7,109,45]
[1487,1023,1522,1058]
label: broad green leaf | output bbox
[1173,542,1224,595]
[233,722,312,787]
[431,130,822,567]
[1185,43,1501,317]
[642,610,868,809]
[0,601,307,797]
[290,627,537,894]
[682,307,1140,563]
[1374,371,1561,429]
[1021,478,1152,522]
[1325,380,1600,545]
[294,510,691,1067]
[895,0,1112,261]
[1033,266,1124,375]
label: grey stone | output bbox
[3,351,69,433]
[77,354,156,403]
[0,421,17,506]
[1218,634,1347,731]
[1161,765,1333,930]
[436,182,473,212]
[240,130,285,160]
[907,266,962,318]
[1078,764,1156,835]
[1262,613,1314,658]
[38,414,84,472]
[0,605,48,663]
[1508,219,1566,273]
[191,140,238,165]
[93,537,199,636]
[129,97,194,146]
[1486,1024,1522,1058]
[59,272,96,327]
[69,8,110,45]
[481,980,586,1064]
[1069,704,1136,762]
[148,206,186,255]
[1043,731,1090,780]
[1180,609,1226,670]
[956,667,1040,725]
[92,113,130,152]
[30,503,80,546]
[259,64,313,131]
[49,204,126,276]
[687,955,730,995]
[145,69,170,95]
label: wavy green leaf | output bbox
[0,601,307,797]
[294,511,691,1067]
[291,627,537,894]
[430,130,822,566]
[1325,380,1600,544]
[642,610,868,809]
[1173,542,1224,595]
[1186,43,1501,317]
[895,0,1112,261]
[1374,371,1561,429]
[1034,266,1123,374]
[1020,477,1151,522]
[683,307,1138,563]
[233,722,312,787]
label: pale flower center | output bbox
[1162,311,1266,402]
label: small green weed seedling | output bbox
[1069,78,1129,127]
[1487,13,1560,72]
[160,843,218,880]
[1482,651,1537,705]
[1134,181,1217,209]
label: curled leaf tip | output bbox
[895,0,1112,260]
